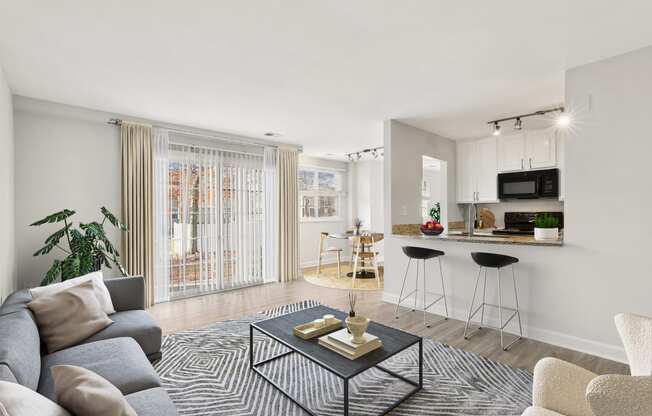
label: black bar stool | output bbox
[394,246,448,327]
[463,252,523,350]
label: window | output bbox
[167,145,266,299]
[299,167,342,221]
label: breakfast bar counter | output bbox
[391,224,563,247]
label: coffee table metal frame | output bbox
[249,312,422,416]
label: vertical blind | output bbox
[154,137,274,302]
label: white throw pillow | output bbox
[30,271,116,315]
[0,381,71,416]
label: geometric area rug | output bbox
[154,300,533,415]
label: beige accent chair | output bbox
[523,313,652,416]
[317,232,343,278]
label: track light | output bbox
[492,122,501,136]
[356,152,362,161]
[514,118,522,130]
[556,112,571,128]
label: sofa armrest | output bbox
[104,276,145,312]
[532,357,597,416]
[587,375,652,416]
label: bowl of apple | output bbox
[420,221,444,236]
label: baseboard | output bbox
[381,291,627,364]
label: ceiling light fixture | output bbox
[492,122,501,136]
[556,112,571,128]
[487,106,567,134]
[345,147,384,162]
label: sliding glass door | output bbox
[167,144,265,299]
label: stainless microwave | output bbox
[497,169,559,199]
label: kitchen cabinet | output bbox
[497,128,557,172]
[526,128,557,169]
[456,137,498,203]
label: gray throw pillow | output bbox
[27,281,113,353]
[52,365,137,416]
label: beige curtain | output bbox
[277,148,299,282]
[121,122,155,307]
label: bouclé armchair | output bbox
[523,313,651,416]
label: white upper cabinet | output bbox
[456,137,498,203]
[475,137,498,202]
[497,133,526,172]
[525,128,557,169]
[497,128,557,172]
[456,141,476,203]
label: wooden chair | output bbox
[317,232,343,278]
[351,233,384,288]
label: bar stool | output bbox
[463,252,523,351]
[394,246,449,327]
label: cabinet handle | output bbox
[521,159,524,170]
[529,158,532,169]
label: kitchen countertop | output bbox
[391,224,563,246]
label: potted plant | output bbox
[31,207,129,286]
[353,218,363,235]
[420,202,444,235]
[534,213,560,241]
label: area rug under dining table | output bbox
[153,301,532,415]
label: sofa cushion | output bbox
[0,310,41,390]
[38,337,161,401]
[80,310,162,357]
[125,387,178,416]
[0,289,32,316]
[0,380,70,416]
[27,281,113,353]
[30,271,116,315]
[52,365,137,416]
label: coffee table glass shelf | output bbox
[250,305,423,416]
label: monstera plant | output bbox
[31,207,129,286]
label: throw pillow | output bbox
[30,271,116,315]
[27,281,113,353]
[52,365,137,416]
[0,380,71,416]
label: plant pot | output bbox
[345,316,370,344]
[534,227,559,241]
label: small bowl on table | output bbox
[420,224,444,236]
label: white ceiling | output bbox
[1,1,651,158]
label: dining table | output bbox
[327,231,383,279]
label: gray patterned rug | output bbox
[154,301,532,415]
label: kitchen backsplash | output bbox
[475,200,564,228]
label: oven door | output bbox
[498,172,539,199]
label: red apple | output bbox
[433,223,444,231]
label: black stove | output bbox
[492,211,563,236]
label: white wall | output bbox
[14,98,122,288]
[298,155,351,268]
[387,120,463,225]
[382,46,652,363]
[349,158,385,260]
[0,65,16,302]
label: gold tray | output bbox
[293,319,342,340]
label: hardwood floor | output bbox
[149,277,628,375]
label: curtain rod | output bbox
[108,118,283,150]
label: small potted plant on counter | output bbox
[420,202,445,235]
[534,213,560,241]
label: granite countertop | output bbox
[391,224,563,247]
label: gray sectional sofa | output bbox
[0,276,177,415]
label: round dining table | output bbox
[327,231,383,279]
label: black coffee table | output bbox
[250,305,422,416]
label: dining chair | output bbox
[317,232,343,278]
[351,233,383,288]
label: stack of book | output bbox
[318,328,382,360]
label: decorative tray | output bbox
[293,319,342,340]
